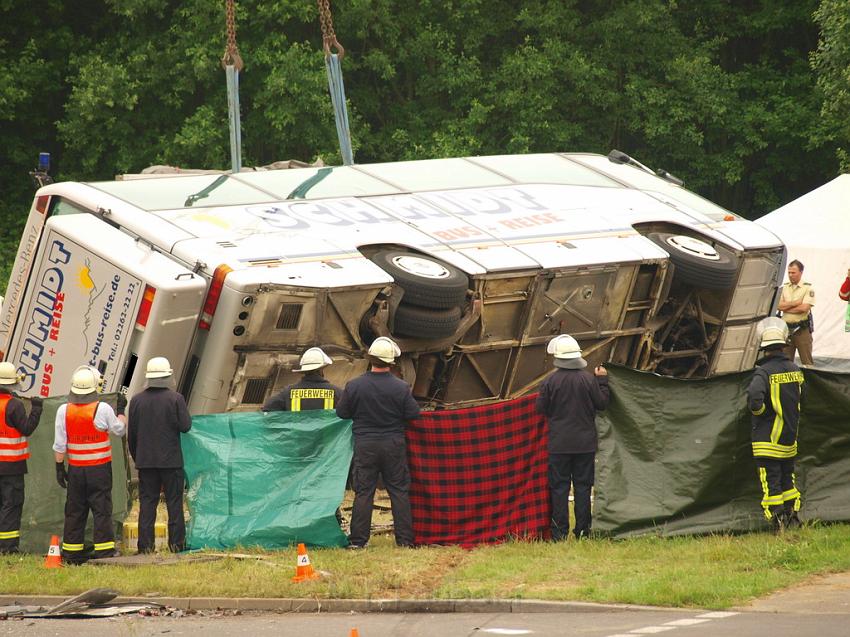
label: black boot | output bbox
[772,509,787,534]
[785,510,802,530]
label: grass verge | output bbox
[2,523,849,609]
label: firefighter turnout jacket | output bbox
[0,392,41,474]
[263,373,342,412]
[748,352,804,459]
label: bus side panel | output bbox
[6,227,143,397]
[0,197,50,360]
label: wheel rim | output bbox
[665,235,721,261]
[391,255,452,279]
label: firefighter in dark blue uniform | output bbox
[263,347,342,412]
[747,318,804,531]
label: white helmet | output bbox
[294,347,333,372]
[758,317,789,349]
[547,334,582,359]
[145,356,173,379]
[70,366,102,394]
[0,362,20,386]
[368,337,401,364]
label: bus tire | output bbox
[393,304,462,339]
[371,250,469,309]
[648,232,739,289]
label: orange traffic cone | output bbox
[349,629,360,637]
[291,542,320,582]
[44,535,62,568]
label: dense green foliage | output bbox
[2,1,849,289]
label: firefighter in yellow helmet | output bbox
[747,318,804,532]
[53,366,126,563]
[0,362,42,554]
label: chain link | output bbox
[317,0,345,58]
[222,0,244,70]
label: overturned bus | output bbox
[0,152,784,412]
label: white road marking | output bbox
[696,611,740,619]
[479,630,533,635]
[663,618,711,626]
[629,627,675,634]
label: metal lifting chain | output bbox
[317,0,353,165]
[222,0,244,70]
[317,0,345,58]
[222,0,243,172]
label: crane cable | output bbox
[317,0,354,166]
[222,0,244,173]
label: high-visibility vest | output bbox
[66,402,111,466]
[0,394,29,462]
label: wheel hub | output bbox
[665,235,720,261]
[391,255,451,279]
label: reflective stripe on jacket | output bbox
[66,402,111,466]
[748,353,803,459]
[0,394,29,462]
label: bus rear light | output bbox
[199,264,233,331]
[35,195,50,215]
[135,285,156,330]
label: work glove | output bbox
[30,396,43,410]
[55,462,68,489]
[116,393,128,416]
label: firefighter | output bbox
[0,362,42,554]
[127,357,192,553]
[53,366,126,563]
[336,337,420,549]
[263,347,342,412]
[536,335,609,540]
[748,318,804,532]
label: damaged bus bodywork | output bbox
[0,153,785,412]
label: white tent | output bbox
[756,174,850,370]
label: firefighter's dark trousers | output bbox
[62,463,114,562]
[349,435,414,547]
[549,452,595,540]
[0,474,24,553]
[756,457,801,520]
[138,468,186,553]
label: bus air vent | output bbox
[242,378,270,404]
[216,240,237,248]
[276,303,303,330]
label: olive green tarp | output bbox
[20,394,130,553]
[182,410,351,549]
[595,366,850,537]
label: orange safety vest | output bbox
[0,394,29,462]
[65,402,111,466]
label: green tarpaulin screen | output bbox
[182,410,351,549]
[595,366,850,537]
[20,394,130,553]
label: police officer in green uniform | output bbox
[262,347,342,412]
[747,318,804,532]
[778,259,816,366]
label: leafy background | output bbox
[2,0,848,292]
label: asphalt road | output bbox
[2,608,848,637]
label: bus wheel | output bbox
[393,304,462,339]
[648,233,738,289]
[371,250,469,309]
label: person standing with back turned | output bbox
[128,357,192,553]
[536,334,609,541]
[748,318,804,532]
[0,362,42,554]
[53,366,126,563]
[336,337,420,549]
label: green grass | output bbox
[3,524,850,609]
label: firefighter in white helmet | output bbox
[0,362,42,554]
[263,347,342,412]
[336,337,420,548]
[536,334,609,540]
[53,366,126,563]
[748,317,804,532]
[127,357,192,553]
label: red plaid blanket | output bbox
[407,394,550,547]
